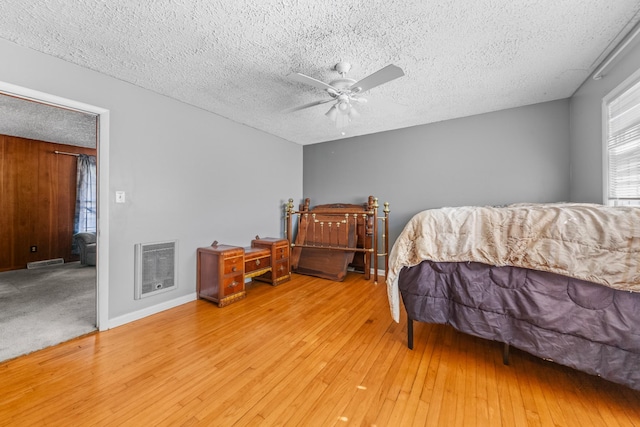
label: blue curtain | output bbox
[73,154,97,236]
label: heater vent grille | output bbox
[134,240,177,299]
[27,258,64,269]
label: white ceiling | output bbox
[0,94,97,148]
[1,1,640,145]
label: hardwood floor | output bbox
[1,272,639,426]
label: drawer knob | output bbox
[232,266,237,272]
[256,259,261,266]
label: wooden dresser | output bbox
[197,237,290,307]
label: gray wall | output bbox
[303,99,571,245]
[0,38,303,320]
[570,39,640,203]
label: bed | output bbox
[386,203,640,390]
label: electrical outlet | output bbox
[30,245,37,253]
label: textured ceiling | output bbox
[0,94,96,148]
[1,1,640,145]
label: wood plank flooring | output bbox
[1,272,639,426]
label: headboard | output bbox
[285,196,389,283]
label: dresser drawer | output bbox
[274,245,289,260]
[273,260,290,279]
[245,255,271,274]
[222,273,244,297]
[223,255,244,275]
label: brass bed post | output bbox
[363,213,369,279]
[364,196,374,280]
[285,199,294,247]
[373,198,379,284]
[384,201,390,279]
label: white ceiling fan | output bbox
[287,62,405,130]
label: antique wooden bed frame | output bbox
[285,196,390,283]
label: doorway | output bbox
[0,81,110,341]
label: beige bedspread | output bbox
[387,203,640,322]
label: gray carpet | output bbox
[0,261,97,362]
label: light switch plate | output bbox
[115,191,126,203]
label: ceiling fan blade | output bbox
[285,98,335,113]
[349,64,405,93]
[289,73,338,92]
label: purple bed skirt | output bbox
[398,260,640,390]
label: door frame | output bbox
[0,80,110,331]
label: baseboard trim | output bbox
[108,292,197,329]
[346,267,387,282]
[372,269,387,283]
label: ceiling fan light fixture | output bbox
[338,101,349,112]
[325,105,338,121]
[335,111,349,129]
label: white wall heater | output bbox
[134,240,178,299]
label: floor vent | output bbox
[134,240,178,299]
[26,258,64,269]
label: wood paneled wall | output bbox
[0,134,97,272]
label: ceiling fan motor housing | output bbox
[334,61,351,75]
[328,78,357,92]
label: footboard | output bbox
[285,196,389,283]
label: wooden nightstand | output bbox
[197,243,245,307]
[251,237,291,285]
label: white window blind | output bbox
[606,77,640,205]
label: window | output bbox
[74,154,97,233]
[604,73,640,206]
